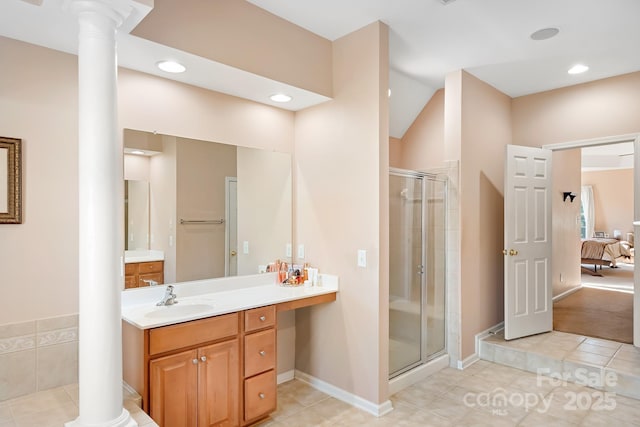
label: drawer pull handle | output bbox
[192,359,198,365]
[200,356,207,362]
[259,350,266,357]
[259,316,266,322]
[258,393,265,399]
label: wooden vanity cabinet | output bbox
[124,260,164,289]
[123,306,277,427]
[123,294,337,426]
[241,306,277,425]
[149,340,239,427]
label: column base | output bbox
[65,408,138,427]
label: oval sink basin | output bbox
[144,303,214,319]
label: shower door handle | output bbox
[417,265,424,275]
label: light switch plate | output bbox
[286,243,292,257]
[297,244,305,259]
[357,249,367,267]
[243,241,249,254]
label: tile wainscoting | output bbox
[0,314,78,401]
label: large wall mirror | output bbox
[123,129,292,286]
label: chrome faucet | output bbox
[157,285,178,306]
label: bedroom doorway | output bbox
[543,134,640,346]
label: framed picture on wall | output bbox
[593,231,605,238]
[0,136,22,224]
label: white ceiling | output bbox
[2,0,640,139]
[582,142,634,171]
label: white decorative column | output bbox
[66,1,136,426]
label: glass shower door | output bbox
[389,173,424,377]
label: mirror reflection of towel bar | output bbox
[180,219,225,225]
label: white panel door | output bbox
[504,145,553,340]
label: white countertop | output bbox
[124,250,165,263]
[121,272,338,329]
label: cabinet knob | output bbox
[259,350,266,357]
[259,315,266,322]
[192,359,198,365]
[200,356,207,362]
[258,393,265,399]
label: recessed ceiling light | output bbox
[156,60,186,73]
[568,64,589,75]
[270,93,292,103]
[530,27,560,41]
[130,150,145,155]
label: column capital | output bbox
[64,0,134,28]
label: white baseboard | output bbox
[277,370,295,385]
[388,354,449,395]
[454,321,505,370]
[457,353,479,370]
[553,285,582,302]
[294,370,393,417]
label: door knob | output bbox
[200,356,207,362]
[231,250,237,256]
[502,249,508,255]
[259,350,266,357]
[509,249,518,256]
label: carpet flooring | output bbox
[553,287,633,344]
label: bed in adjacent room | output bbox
[581,237,632,273]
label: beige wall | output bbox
[132,0,332,97]
[389,137,402,168]
[0,37,79,325]
[457,72,512,358]
[176,138,237,281]
[512,72,640,146]
[582,168,634,236]
[294,21,389,404]
[397,89,445,170]
[552,150,582,296]
[150,136,178,282]
[237,147,292,275]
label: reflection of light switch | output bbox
[286,243,292,257]
[357,250,367,268]
[297,244,305,259]
[243,241,249,254]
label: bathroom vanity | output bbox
[124,250,165,289]
[121,273,337,426]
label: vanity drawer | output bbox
[149,312,239,356]
[124,263,137,276]
[124,275,137,289]
[244,306,276,332]
[244,370,276,422]
[244,329,275,378]
[138,272,163,287]
[138,261,163,274]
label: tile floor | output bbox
[0,384,157,427]
[480,330,640,401]
[2,330,639,426]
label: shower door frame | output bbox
[389,168,448,379]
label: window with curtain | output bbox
[580,185,595,239]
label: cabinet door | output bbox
[150,349,198,427]
[198,340,240,427]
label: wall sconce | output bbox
[563,192,576,203]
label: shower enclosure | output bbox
[389,169,447,378]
